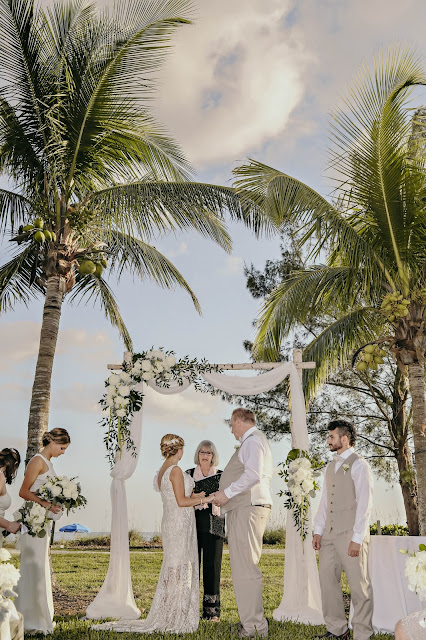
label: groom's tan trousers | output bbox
[319,531,373,640]
[227,505,270,637]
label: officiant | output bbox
[186,440,224,621]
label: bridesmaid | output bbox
[15,428,70,635]
[0,448,21,543]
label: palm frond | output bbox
[64,0,193,186]
[0,188,30,232]
[233,159,396,289]
[67,274,132,350]
[93,181,238,250]
[329,46,426,285]
[302,308,387,399]
[0,244,44,312]
[105,231,201,314]
[252,266,367,360]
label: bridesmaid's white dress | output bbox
[15,454,56,635]
[94,465,199,634]
[0,485,12,548]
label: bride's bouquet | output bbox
[13,502,49,538]
[38,476,87,515]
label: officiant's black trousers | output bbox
[196,511,224,619]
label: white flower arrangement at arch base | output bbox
[401,544,426,628]
[278,448,321,542]
[0,548,20,625]
[100,348,220,466]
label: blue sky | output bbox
[1,0,425,532]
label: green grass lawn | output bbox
[11,550,393,639]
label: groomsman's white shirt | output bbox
[223,427,273,505]
[313,447,373,544]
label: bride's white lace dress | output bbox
[95,465,199,634]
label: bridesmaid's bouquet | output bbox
[38,476,87,514]
[13,502,49,538]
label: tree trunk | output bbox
[396,442,419,535]
[25,275,65,463]
[391,368,419,534]
[408,362,426,534]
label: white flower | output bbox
[151,350,165,360]
[50,485,61,497]
[108,374,120,386]
[118,386,130,397]
[0,549,11,562]
[163,373,172,380]
[0,563,20,591]
[114,396,123,407]
[143,372,154,381]
[63,488,72,499]
[120,397,129,405]
[154,363,164,373]
[164,355,176,368]
[141,360,152,372]
[119,372,131,383]
[116,409,126,418]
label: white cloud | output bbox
[218,256,244,277]
[53,382,104,414]
[0,321,41,371]
[165,241,188,259]
[157,0,311,166]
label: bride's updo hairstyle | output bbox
[42,428,71,447]
[0,448,21,484]
[161,434,184,458]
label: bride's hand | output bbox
[191,491,206,500]
[203,495,214,504]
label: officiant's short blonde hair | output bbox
[232,408,256,424]
[194,440,219,467]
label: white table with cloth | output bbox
[349,536,426,634]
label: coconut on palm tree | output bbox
[234,47,426,530]
[0,0,274,462]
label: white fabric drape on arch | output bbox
[86,363,323,625]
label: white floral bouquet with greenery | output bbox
[38,476,87,515]
[402,544,426,601]
[0,549,20,624]
[278,449,321,541]
[13,502,49,538]
[100,348,219,465]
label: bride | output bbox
[95,433,212,634]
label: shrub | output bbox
[370,523,408,536]
[262,527,285,545]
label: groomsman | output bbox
[312,420,374,640]
[211,409,273,638]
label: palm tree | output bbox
[0,0,272,462]
[234,47,426,530]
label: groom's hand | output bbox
[312,534,322,551]
[348,541,361,557]
[211,491,229,506]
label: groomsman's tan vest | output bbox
[219,429,272,515]
[325,451,361,535]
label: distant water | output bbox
[53,531,158,541]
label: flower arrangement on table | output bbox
[402,544,426,601]
[100,348,219,466]
[278,448,321,542]
[38,476,87,515]
[0,548,20,626]
[13,501,49,538]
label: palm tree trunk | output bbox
[25,275,65,463]
[408,362,426,534]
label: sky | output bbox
[1,0,426,533]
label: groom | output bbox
[211,409,273,638]
[313,420,374,640]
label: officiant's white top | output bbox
[313,447,373,544]
[223,426,273,505]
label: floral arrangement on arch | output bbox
[278,448,321,542]
[100,348,219,465]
